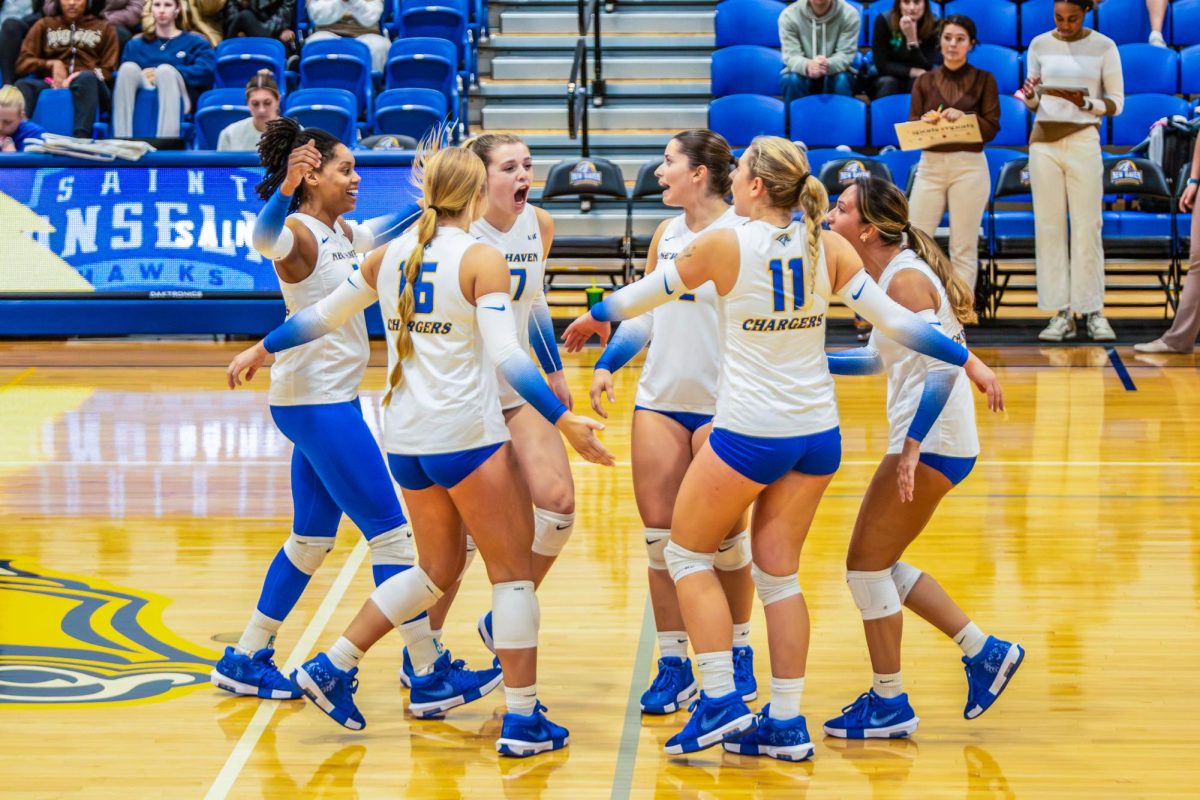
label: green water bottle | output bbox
[585,283,604,310]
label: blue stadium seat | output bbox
[868,93,911,148]
[993,94,1030,147]
[788,95,867,147]
[284,88,359,145]
[878,148,920,194]
[130,88,188,139]
[986,156,1034,309]
[1110,94,1193,145]
[300,38,374,132]
[1119,44,1179,95]
[968,44,1021,96]
[193,89,248,150]
[214,38,286,92]
[1098,158,1175,296]
[1020,0,1096,48]
[29,88,75,135]
[862,0,893,48]
[805,148,867,181]
[374,88,448,140]
[384,37,461,129]
[944,0,1018,48]
[1182,45,1200,96]
[1096,0,1157,46]
[714,0,782,48]
[712,45,784,97]
[709,95,786,147]
[398,3,474,86]
[1174,0,1200,47]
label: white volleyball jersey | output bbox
[268,214,369,407]
[637,208,743,414]
[714,220,839,437]
[377,226,511,455]
[471,206,546,409]
[870,250,980,458]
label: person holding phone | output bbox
[1021,0,1123,343]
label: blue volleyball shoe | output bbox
[496,702,570,758]
[733,645,758,702]
[292,653,366,730]
[963,636,1025,719]
[399,646,415,689]
[478,611,495,653]
[408,651,504,719]
[823,690,920,739]
[210,646,303,700]
[723,705,814,761]
[640,656,698,714]
[663,690,758,755]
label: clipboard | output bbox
[894,114,984,151]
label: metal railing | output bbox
[566,37,590,155]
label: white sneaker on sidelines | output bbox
[1086,312,1116,342]
[1149,31,1167,48]
[1038,311,1076,342]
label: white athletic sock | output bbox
[504,684,538,716]
[732,621,751,649]
[768,676,805,719]
[658,631,689,660]
[328,636,364,672]
[431,627,443,649]
[873,671,904,699]
[236,610,282,655]
[954,622,988,659]
[695,651,736,698]
[399,617,442,676]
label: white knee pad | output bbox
[847,568,902,620]
[664,540,716,583]
[644,528,670,571]
[369,565,443,627]
[891,562,923,603]
[458,534,477,582]
[283,533,333,576]
[531,508,574,557]
[714,530,752,571]
[368,524,415,568]
[751,563,802,606]
[491,580,540,649]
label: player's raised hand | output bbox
[282,141,322,196]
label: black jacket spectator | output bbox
[872,0,938,98]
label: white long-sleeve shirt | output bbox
[1023,29,1124,143]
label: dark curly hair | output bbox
[254,117,343,207]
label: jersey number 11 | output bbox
[769,258,806,312]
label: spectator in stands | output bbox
[216,68,278,150]
[2,0,135,86]
[139,0,218,43]
[1136,134,1200,353]
[779,0,861,102]
[906,15,998,298]
[1144,0,1167,47]
[872,0,938,99]
[222,0,296,57]
[0,82,47,150]
[113,0,215,138]
[15,0,119,138]
[306,0,389,73]
[1022,0,1123,342]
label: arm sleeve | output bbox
[779,16,810,75]
[976,72,1001,144]
[594,313,652,373]
[528,289,564,373]
[838,270,969,367]
[347,201,422,253]
[252,188,296,260]
[589,260,684,322]
[307,0,345,27]
[477,292,568,424]
[826,345,883,376]
[262,270,379,353]
[1091,44,1124,117]
[347,0,382,27]
[826,14,861,73]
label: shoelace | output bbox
[839,692,874,724]
[733,651,752,677]
[648,661,683,693]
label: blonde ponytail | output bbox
[905,224,977,325]
[796,174,828,309]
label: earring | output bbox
[859,232,870,243]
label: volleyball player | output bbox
[822,177,1023,737]
[587,130,757,714]
[564,136,1000,761]
[227,137,613,756]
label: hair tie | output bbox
[798,172,811,184]
[903,222,913,234]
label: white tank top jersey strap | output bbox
[637,207,744,414]
[470,205,546,410]
[715,220,839,437]
[870,250,980,458]
[268,213,370,407]
[376,225,511,455]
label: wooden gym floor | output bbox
[1,341,1197,799]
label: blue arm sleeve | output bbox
[252,187,294,260]
[826,346,883,376]
[478,293,568,424]
[905,370,957,443]
[839,270,969,367]
[360,202,423,250]
[528,290,563,373]
[590,260,685,322]
[594,313,652,373]
[262,271,378,353]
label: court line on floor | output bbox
[1106,347,1138,391]
[610,596,656,800]
[203,538,369,800]
[0,367,35,391]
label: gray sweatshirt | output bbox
[779,0,861,76]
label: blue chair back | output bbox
[993,94,1030,147]
[130,88,187,139]
[709,95,786,147]
[715,0,782,48]
[1096,0,1157,45]
[214,38,286,91]
[400,7,469,71]
[284,88,359,144]
[968,44,1021,95]
[712,45,783,97]
[385,37,458,94]
[868,93,911,148]
[878,147,921,193]
[1110,94,1193,145]
[1118,44,1179,95]
[1182,45,1200,95]
[374,87,448,139]
[194,89,249,149]
[30,88,73,135]
[944,0,1017,48]
[1175,0,1200,47]
[862,0,893,48]
[788,95,867,147]
[300,38,372,119]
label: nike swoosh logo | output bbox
[483,305,506,311]
[663,273,674,295]
[717,540,737,552]
[321,236,330,244]
[851,281,866,301]
[699,709,728,730]
[555,523,571,530]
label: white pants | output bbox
[112,61,189,138]
[908,149,990,294]
[306,31,390,73]
[1029,126,1105,314]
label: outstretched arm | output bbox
[826,345,883,376]
[345,201,423,254]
